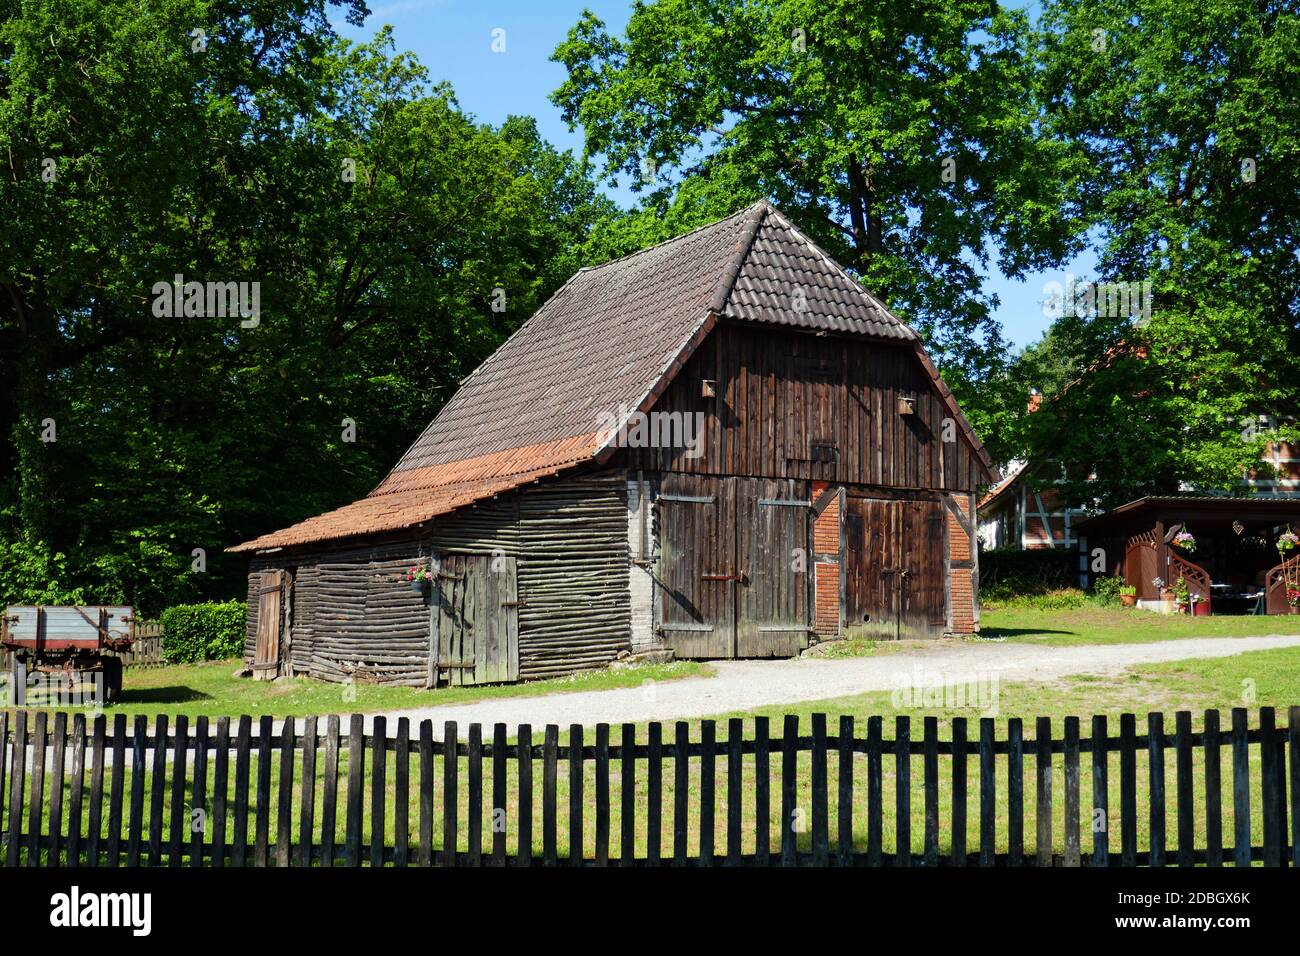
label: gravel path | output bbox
[288,635,1300,738]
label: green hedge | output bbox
[980,548,1078,601]
[161,600,245,663]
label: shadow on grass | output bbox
[976,628,1074,638]
[117,686,214,704]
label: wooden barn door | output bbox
[657,474,735,658]
[253,569,287,680]
[431,554,520,686]
[845,497,945,638]
[736,477,811,657]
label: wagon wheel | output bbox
[101,657,123,703]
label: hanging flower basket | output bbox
[407,565,433,593]
[1278,528,1299,554]
[1173,529,1196,552]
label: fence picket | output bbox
[345,714,363,868]
[923,716,938,867]
[1063,716,1080,868]
[753,717,768,866]
[519,724,533,867]
[1148,713,1166,867]
[6,712,25,867]
[211,717,230,868]
[191,716,208,868]
[595,723,610,867]
[810,714,827,866]
[569,724,583,866]
[1289,706,1300,870]
[28,711,47,867]
[895,716,910,867]
[467,723,482,866]
[1035,717,1052,867]
[676,721,691,866]
[648,722,663,865]
[49,712,67,867]
[1120,713,1137,867]
[277,717,295,868]
[299,717,318,868]
[231,716,251,868]
[867,716,882,867]
[127,715,147,867]
[88,716,107,869]
[395,717,410,868]
[838,715,854,868]
[1204,710,1222,867]
[1174,711,1193,867]
[169,714,188,867]
[727,718,742,867]
[67,714,86,867]
[320,716,339,868]
[1231,708,1250,868]
[418,720,433,868]
[1260,708,1281,868]
[622,723,636,866]
[371,716,387,868]
[951,717,966,868]
[1008,718,1023,867]
[542,724,557,866]
[1091,715,1108,868]
[254,716,272,867]
[147,714,168,866]
[780,715,797,867]
[494,722,509,867]
[699,719,715,866]
[978,718,994,867]
[442,721,458,867]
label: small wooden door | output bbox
[431,554,520,686]
[253,569,287,680]
[736,477,810,657]
[657,474,735,658]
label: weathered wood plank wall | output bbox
[626,322,984,493]
[244,472,630,685]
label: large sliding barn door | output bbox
[736,478,811,657]
[431,554,520,686]
[845,497,946,638]
[658,474,810,658]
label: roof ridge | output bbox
[761,206,914,338]
[708,201,769,314]
[580,200,765,275]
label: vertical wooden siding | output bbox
[627,322,983,492]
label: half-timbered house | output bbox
[229,201,997,686]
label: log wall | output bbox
[244,472,631,685]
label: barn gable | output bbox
[231,200,992,555]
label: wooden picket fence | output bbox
[1,706,1298,867]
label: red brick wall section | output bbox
[812,481,840,635]
[947,495,978,634]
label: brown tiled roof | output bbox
[231,200,987,553]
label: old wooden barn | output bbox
[229,201,996,686]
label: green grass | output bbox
[979,604,1300,645]
[4,658,709,719]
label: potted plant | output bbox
[1278,527,1299,555]
[1119,585,1137,607]
[1173,529,1196,552]
[1152,576,1173,604]
[1288,588,1300,613]
[1172,575,1190,613]
[1190,592,1211,617]
[406,564,433,594]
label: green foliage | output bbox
[551,0,1089,439]
[1091,575,1124,605]
[0,7,612,614]
[160,601,246,664]
[979,548,1078,602]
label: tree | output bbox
[1016,0,1300,505]
[0,5,610,611]
[552,0,1087,402]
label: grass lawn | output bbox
[3,658,709,719]
[977,604,1300,646]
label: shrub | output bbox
[980,548,1077,602]
[161,600,245,663]
[1091,575,1124,605]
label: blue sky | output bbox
[332,0,1097,351]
